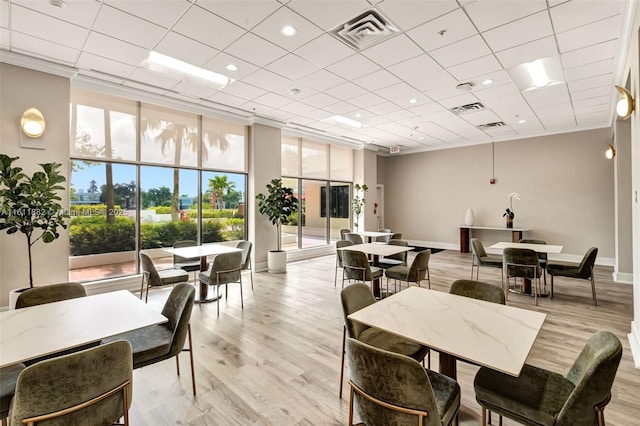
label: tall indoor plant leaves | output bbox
[255,178,298,252]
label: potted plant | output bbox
[256,178,298,273]
[352,183,368,231]
[503,192,520,229]
[0,154,69,297]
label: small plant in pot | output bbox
[0,154,69,293]
[256,178,298,273]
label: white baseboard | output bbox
[613,272,634,284]
[628,321,640,369]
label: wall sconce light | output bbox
[21,108,46,138]
[615,85,635,120]
[605,143,616,160]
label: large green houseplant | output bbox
[256,178,298,272]
[0,154,69,288]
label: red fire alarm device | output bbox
[490,178,496,184]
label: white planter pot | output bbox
[464,208,475,226]
[267,250,287,273]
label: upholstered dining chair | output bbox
[199,251,243,317]
[391,232,403,240]
[519,238,548,287]
[449,279,505,305]
[347,338,460,426]
[385,249,431,292]
[340,228,352,240]
[546,247,599,306]
[9,340,133,426]
[375,228,392,243]
[341,250,383,291]
[1,363,25,426]
[503,247,543,305]
[15,282,86,309]
[345,233,364,245]
[474,330,622,426]
[339,284,430,399]
[139,251,189,303]
[377,239,409,269]
[173,240,202,284]
[237,240,254,289]
[335,240,354,287]
[103,283,197,396]
[470,238,502,280]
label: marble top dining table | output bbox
[354,230,394,243]
[348,286,546,378]
[488,241,563,253]
[0,290,167,368]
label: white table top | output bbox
[340,242,414,257]
[0,290,167,367]
[488,242,563,254]
[348,287,546,377]
[355,231,394,238]
[459,225,531,231]
[162,243,242,258]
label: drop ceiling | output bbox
[1,0,636,154]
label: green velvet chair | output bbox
[15,282,86,309]
[140,251,189,303]
[503,247,542,305]
[336,240,354,287]
[237,240,254,289]
[474,330,622,426]
[375,228,392,243]
[339,284,430,399]
[342,250,383,294]
[385,249,431,292]
[519,238,548,288]
[1,363,25,426]
[546,247,599,306]
[470,238,502,280]
[199,251,243,317]
[9,340,133,426]
[377,239,409,269]
[340,228,352,240]
[345,233,364,245]
[449,279,505,305]
[346,338,460,426]
[173,240,202,284]
[103,283,197,396]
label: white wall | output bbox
[379,128,615,260]
[0,64,71,306]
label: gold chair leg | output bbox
[591,269,598,306]
[240,275,244,309]
[249,260,254,290]
[339,325,346,398]
[187,323,196,396]
[482,408,487,426]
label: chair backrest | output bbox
[577,247,598,279]
[385,239,408,262]
[161,283,196,359]
[340,228,351,240]
[345,233,364,245]
[519,238,548,260]
[408,250,431,282]
[470,238,487,260]
[503,247,541,279]
[342,250,375,281]
[449,279,505,304]
[375,229,392,243]
[336,240,353,266]
[346,338,442,426]
[237,241,253,270]
[15,282,86,309]
[139,251,162,286]
[10,340,133,426]
[173,240,199,264]
[210,251,242,285]
[340,283,375,340]
[556,331,622,426]
[391,232,403,240]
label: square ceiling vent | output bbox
[330,9,400,50]
[450,102,485,115]
[478,121,506,130]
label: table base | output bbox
[196,283,222,304]
[508,288,550,298]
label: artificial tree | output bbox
[256,178,298,252]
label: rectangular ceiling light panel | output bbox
[142,51,234,90]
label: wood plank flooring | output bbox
[131,250,639,425]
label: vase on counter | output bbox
[506,216,513,229]
[464,208,475,226]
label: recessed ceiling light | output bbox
[226,64,238,71]
[49,0,66,7]
[142,51,233,89]
[354,113,362,118]
[327,115,363,129]
[418,136,424,140]
[482,79,493,85]
[289,88,301,95]
[525,59,550,88]
[281,25,297,36]
[518,119,526,124]
[409,98,418,104]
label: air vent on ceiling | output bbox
[478,122,506,130]
[330,9,400,50]
[450,102,485,115]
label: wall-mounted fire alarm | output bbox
[490,178,496,184]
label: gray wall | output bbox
[614,118,633,280]
[379,128,615,261]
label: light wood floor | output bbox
[131,250,639,425]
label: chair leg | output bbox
[139,274,145,300]
[249,258,254,290]
[187,323,196,396]
[550,275,554,299]
[482,408,487,426]
[339,325,346,398]
[427,267,431,289]
[591,268,598,306]
[175,352,180,376]
[240,276,244,309]
[217,283,220,317]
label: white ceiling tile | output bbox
[447,54,502,81]
[561,39,617,69]
[243,69,294,94]
[571,86,613,100]
[324,82,368,100]
[556,15,620,53]
[287,115,315,126]
[359,115,390,125]
[361,34,423,67]
[459,109,501,126]
[76,52,136,79]
[464,0,547,32]
[172,81,219,99]
[348,92,386,108]
[105,0,192,28]
[11,5,89,50]
[522,82,568,101]
[352,69,402,91]
[473,83,521,102]
[252,92,294,108]
[220,81,268,100]
[574,103,609,115]
[495,36,558,68]
[407,102,448,116]
[387,54,451,91]
[13,0,100,28]
[173,5,246,51]
[573,95,610,108]
[565,58,615,82]
[297,69,346,91]
[207,91,254,108]
[424,85,467,101]
[376,0,459,31]
[527,93,572,108]
[325,54,381,80]
[196,0,281,30]
[366,102,403,115]
[567,74,613,92]
[77,69,126,84]
[304,109,333,120]
[251,6,324,51]
[376,83,422,105]
[279,101,317,115]
[575,110,609,127]
[286,0,371,30]
[224,32,287,67]
[83,31,149,66]
[323,101,359,115]
[406,8,477,52]
[301,92,340,108]
[92,5,165,49]
[265,54,319,80]
[550,0,622,33]
[1,1,9,28]
[1,27,10,49]
[430,35,491,68]
[123,79,168,94]
[438,93,481,109]
[384,109,415,121]
[155,31,218,67]
[10,30,80,64]
[548,0,570,7]
[482,11,553,52]
[293,33,354,67]
[203,52,259,80]
[128,67,181,89]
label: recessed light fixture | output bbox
[226,64,238,71]
[142,51,233,89]
[418,136,424,140]
[507,55,564,93]
[525,59,550,88]
[518,119,526,124]
[327,115,364,129]
[354,113,362,118]
[49,0,66,8]
[482,79,493,85]
[281,25,297,36]
[290,88,301,95]
[409,98,418,104]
